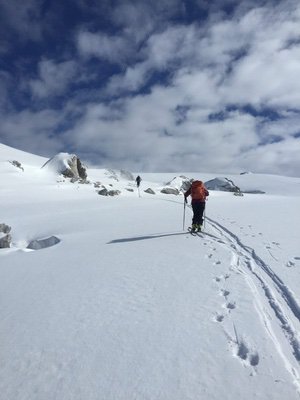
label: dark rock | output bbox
[27,236,61,250]
[243,190,265,194]
[205,177,240,192]
[108,190,121,196]
[161,188,180,195]
[98,188,109,196]
[9,160,24,171]
[0,234,11,248]
[0,223,11,234]
[144,188,156,194]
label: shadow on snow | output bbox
[107,231,188,244]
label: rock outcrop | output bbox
[9,160,24,171]
[42,153,87,181]
[204,177,241,193]
[98,187,121,196]
[165,175,193,192]
[144,188,155,194]
[27,236,61,250]
[0,223,12,248]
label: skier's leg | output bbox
[199,203,205,225]
[191,202,198,230]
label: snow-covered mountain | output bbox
[1,143,300,400]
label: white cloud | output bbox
[29,59,78,99]
[77,31,135,64]
[2,0,300,177]
[231,137,300,177]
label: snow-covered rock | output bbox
[205,177,240,192]
[165,175,193,192]
[0,223,11,234]
[0,235,11,248]
[98,187,121,196]
[0,223,12,248]
[42,153,87,181]
[107,189,121,196]
[144,188,156,194]
[27,236,61,250]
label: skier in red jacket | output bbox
[184,180,209,232]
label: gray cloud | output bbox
[0,0,44,43]
[0,109,64,156]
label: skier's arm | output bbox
[184,188,191,202]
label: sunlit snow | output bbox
[1,143,300,400]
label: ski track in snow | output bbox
[197,216,300,393]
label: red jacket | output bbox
[185,180,209,202]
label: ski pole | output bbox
[183,198,186,231]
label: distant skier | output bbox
[136,175,142,188]
[184,180,209,232]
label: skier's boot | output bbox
[191,224,197,232]
[196,224,202,232]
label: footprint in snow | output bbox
[235,340,260,367]
[214,274,230,283]
[294,257,300,260]
[286,261,295,268]
[220,289,230,297]
[213,260,221,265]
[226,302,236,310]
[214,314,225,323]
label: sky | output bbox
[1,0,300,176]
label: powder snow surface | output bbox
[1,144,300,399]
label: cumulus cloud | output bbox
[1,0,300,176]
[29,59,78,99]
[77,31,136,64]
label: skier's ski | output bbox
[188,227,203,236]
[188,227,195,235]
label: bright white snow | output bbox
[1,143,300,399]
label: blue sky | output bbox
[1,0,300,176]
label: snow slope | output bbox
[1,144,300,400]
